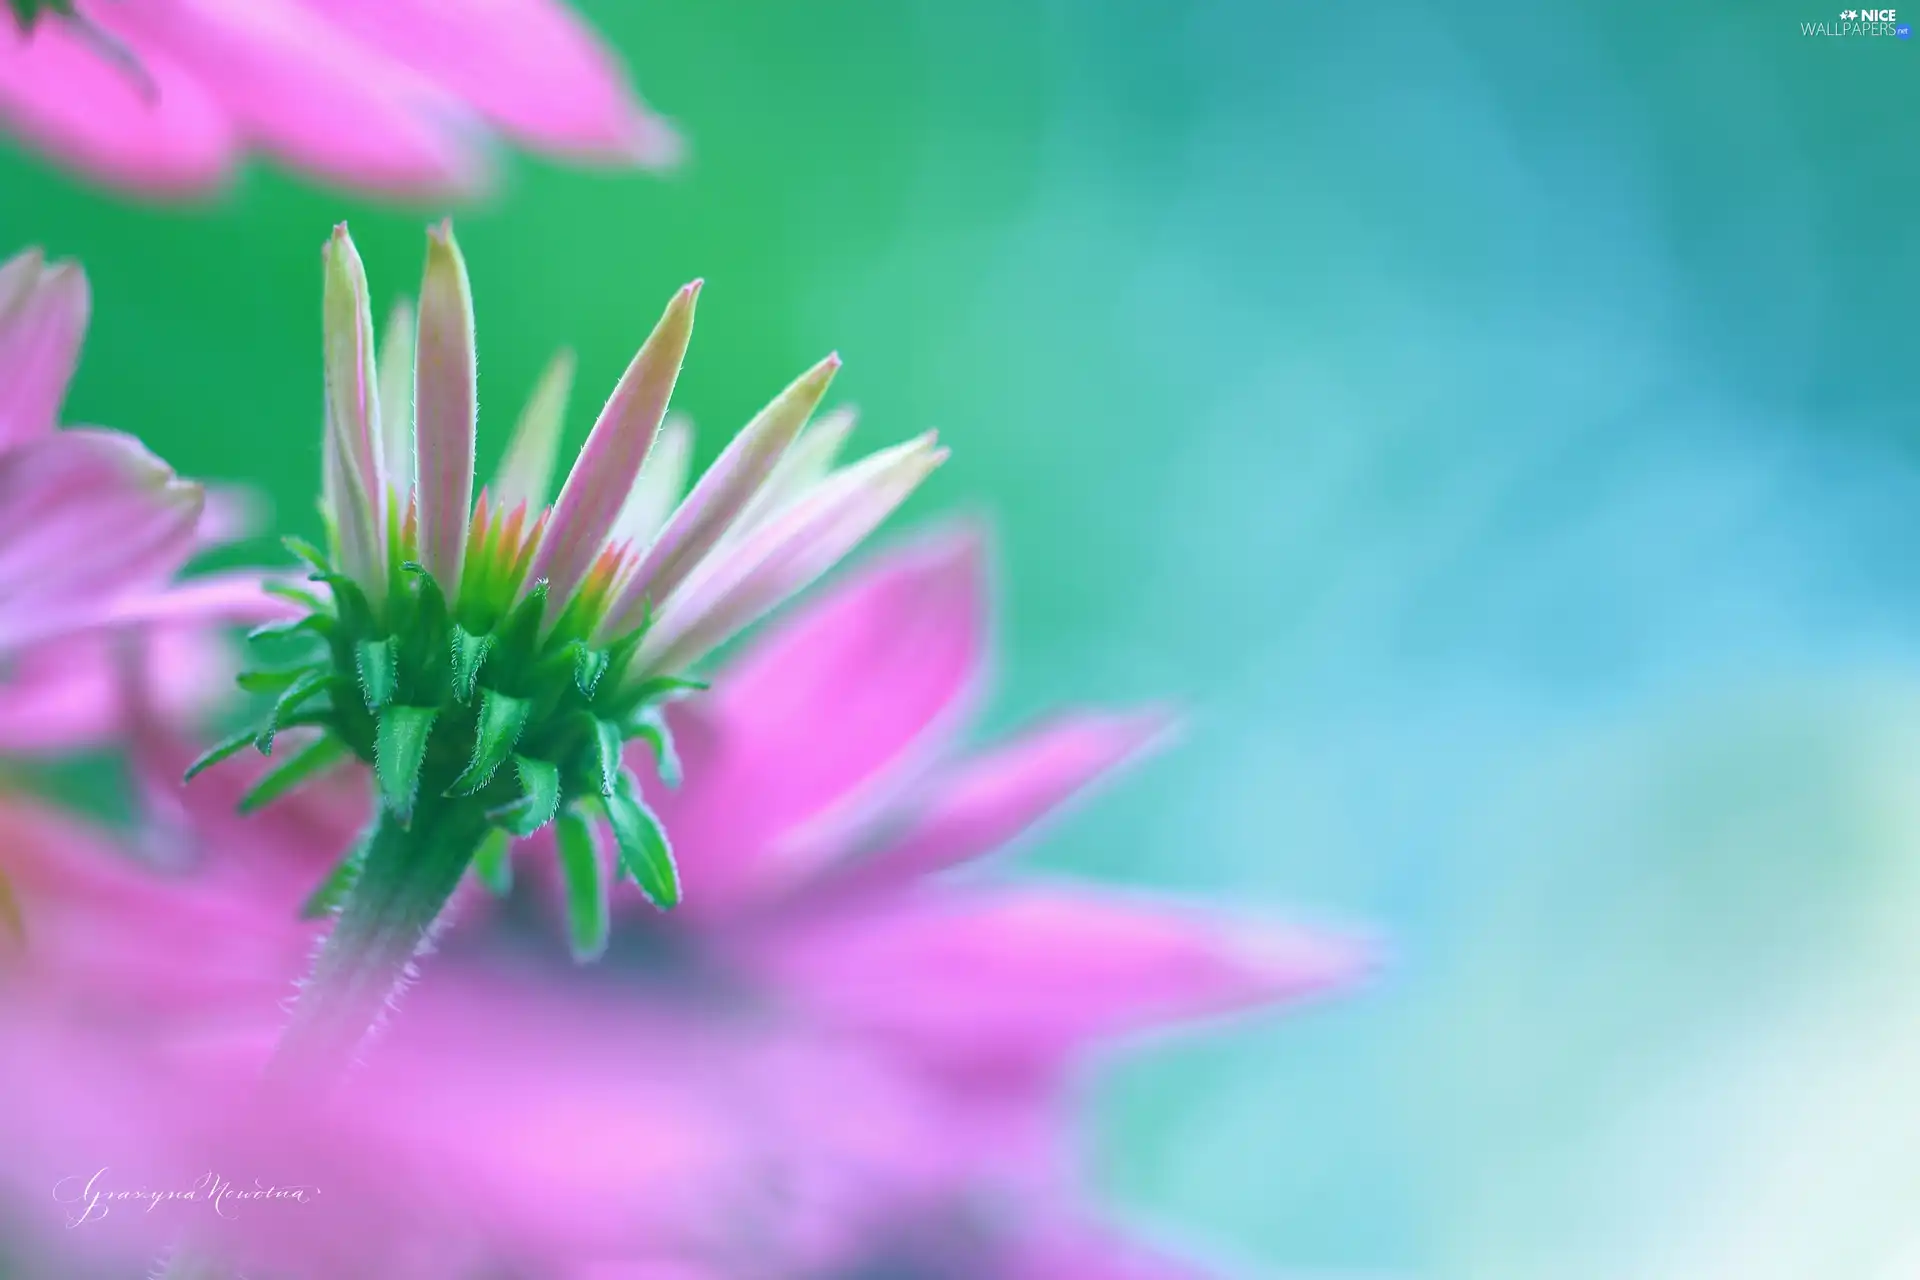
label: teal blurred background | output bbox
[6,1,1920,1274]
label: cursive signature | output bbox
[52,1169,318,1227]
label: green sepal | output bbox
[553,810,610,962]
[310,572,375,635]
[255,707,335,756]
[262,581,326,613]
[629,706,682,788]
[183,726,259,783]
[282,535,331,574]
[574,644,610,697]
[247,616,327,645]
[236,665,319,696]
[531,639,587,693]
[600,626,648,696]
[472,827,514,897]
[298,844,367,920]
[493,755,561,837]
[451,626,493,702]
[602,770,680,910]
[375,706,438,819]
[254,668,335,755]
[493,580,550,663]
[356,638,398,711]
[448,689,531,795]
[589,718,624,795]
[398,564,451,659]
[237,736,350,815]
[626,674,709,703]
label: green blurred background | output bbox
[6,0,1920,1274]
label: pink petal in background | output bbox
[650,528,990,908]
[311,0,681,165]
[0,248,88,448]
[755,886,1372,1071]
[0,15,233,197]
[0,0,677,199]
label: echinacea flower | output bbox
[186,220,944,1079]
[0,228,1363,1278]
[0,0,678,199]
[0,533,1364,1278]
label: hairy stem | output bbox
[156,799,487,1278]
[268,797,489,1085]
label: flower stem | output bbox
[154,799,488,1279]
[268,796,489,1086]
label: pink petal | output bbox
[101,569,306,628]
[349,983,1006,1272]
[0,15,235,197]
[0,428,203,650]
[321,224,388,597]
[606,411,692,548]
[730,404,857,537]
[631,432,946,675]
[413,221,478,593]
[811,708,1176,892]
[0,625,232,754]
[321,223,383,502]
[0,245,32,312]
[527,281,698,612]
[754,886,1373,1069]
[0,1003,476,1278]
[491,348,576,511]
[636,527,990,912]
[302,0,682,167]
[194,483,265,547]
[0,795,315,1020]
[105,0,491,197]
[132,723,367,900]
[0,248,88,449]
[601,354,840,639]
[378,296,417,495]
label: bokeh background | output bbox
[5,1,1920,1275]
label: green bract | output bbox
[202,534,699,917]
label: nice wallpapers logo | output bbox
[1802,7,1912,35]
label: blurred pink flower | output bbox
[528,525,1368,1078]
[0,0,680,199]
[0,245,284,756]
[0,529,1367,1276]
[483,524,1369,1272]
